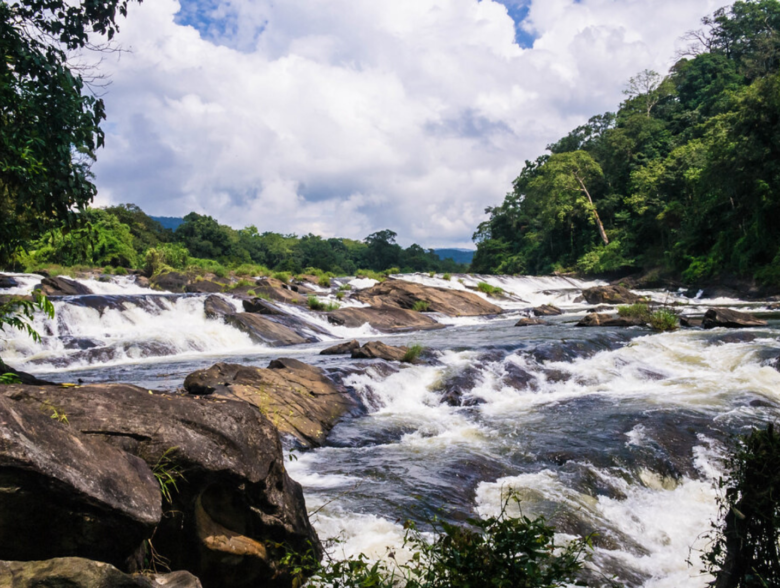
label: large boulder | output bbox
[532,305,562,316]
[351,341,409,362]
[242,298,286,315]
[203,295,234,320]
[183,360,354,448]
[576,313,647,327]
[0,558,202,588]
[0,395,161,568]
[0,274,18,289]
[253,278,313,304]
[581,285,641,305]
[352,279,501,316]
[320,340,361,355]
[0,358,54,385]
[225,313,314,346]
[38,276,92,297]
[2,384,320,588]
[150,271,191,293]
[327,307,445,333]
[185,280,224,294]
[515,317,546,327]
[701,308,767,329]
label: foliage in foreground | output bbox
[703,424,780,587]
[286,503,591,588]
[616,304,679,332]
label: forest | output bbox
[5,204,467,277]
[472,0,780,287]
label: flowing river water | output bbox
[2,272,780,587]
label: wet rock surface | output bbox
[0,558,203,588]
[203,294,234,319]
[701,307,767,329]
[2,383,319,587]
[184,360,356,448]
[582,285,641,305]
[532,304,562,316]
[352,279,502,316]
[515,317,546,326]
[576,313,647,327]
[0,274,18,289]
[327,306,445,333]
[184,280,225,293]
[253,278,313,304]
[38,276,93,297]
[320,339,361,355]
[242,297,286,315]
[0,395,161,568]
[225,313,314,346]
[351,341,410,362]
[149,271,192,293]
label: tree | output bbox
[0,0,140,265]
[623,69,667,117]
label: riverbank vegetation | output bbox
[4,206,467,277]
[472,0,780,288]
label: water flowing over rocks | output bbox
[352,279,502,316]
[351,341,410,362]
[253,278,314,304]
[0,558,203,588]
[184,360,355,448]
[38,276,93,297]
[203,294,234,319]
[1,383,319,587]
[0,274,19,289]
[581,285,642,305]
[327,306,445,332]
[225,313,314,346]
[701,307,767,329]
[0,395,161,568]
[242,297,286,315]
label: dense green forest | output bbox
[472,0,780,286]
[6,205,466,276]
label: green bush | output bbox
[273,271,292,283]
[324,301,340,312]
[287,496,590,587]
[336,291,345,301]
[412,300,430,312]
[575,240,634,274]
[402,344,425,363]
[225,279,254,291]
[617,303,651,319]
[385,267,400,276]
[307,296,326,311]
[234,263,269,277]
[339,283,352,291]
[145,243,190,275]
[113,267,128,276]
[477,282,504,296]
[443,273,451,281]
[318,275,332,288]
[703,424,780,587]
[648,309,678,332]
[247,290,256,297]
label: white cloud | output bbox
[94,0,729,247]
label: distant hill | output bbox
[433,248,474,265]
[151,216,184,231]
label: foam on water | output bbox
[72,275,156,295]
[0,295,260,371]
[0,273,45,296]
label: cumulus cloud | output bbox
[93,0,729,247]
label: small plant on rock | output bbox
[153,448,185,504]
[402,344,425,363]
[412,300,430,312]
[318,275,332,288]
[649,308,679,332]
[443,273,451,281]
[273,271,292,283]
[477,282,503,296]
[307,296,326,311]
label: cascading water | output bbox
[1,271,778,586]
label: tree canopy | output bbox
[473,0,780,286]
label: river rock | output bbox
[203,295,234,320]
[327,307,445,333]
[0,274,18,289]
[701,308,767,329]
[242,297,286,315]
[225,313,314,346]
[184,360,354,448]
[184,279,224,293]
[532,304,562,316]
[0,558,203,588]
[352,279,501,316]
[581,285,641,305]
[37,276,92,297]
[2,383,320,587]
[0,395,161,568]
[253,278,313,304]
[680,316,703,328]
[351,341,409,362]
[576,313,647,327]
[149,271,191,293]
[320,340,361,355]
[515,317,546,326]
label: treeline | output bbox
[472,0,780,286]
[8,205,467,276]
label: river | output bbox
[2,272,779,587]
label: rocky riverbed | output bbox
[1,271,779,587]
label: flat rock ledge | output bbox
[352,279,502,316]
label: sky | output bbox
[93,0,730,248]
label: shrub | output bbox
[648,309,678,332]
[324,301,340,311]
[102,266,114,275]
[234,263,269,277]
[617,303,651,319]
[336,291,345,301]
[703,424,780,587]
[412,300,430,312]
[286,495,590,587]
[273,271,292,283]
[575,240,634,274]
[477,282,503,296]
[145,243,190,275]
[318,275,332,288]
[428,271,435,277]
[307,296,326,311]
[402,344,424,363]
[212,265,229,279]
[385,267,400,276]
[225,279,254,291]
[247,290,256,297]
[339,283,352,291]
[443,273,451,281]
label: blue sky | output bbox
[94,0,728,248]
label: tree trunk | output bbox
[574,172,610,246]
